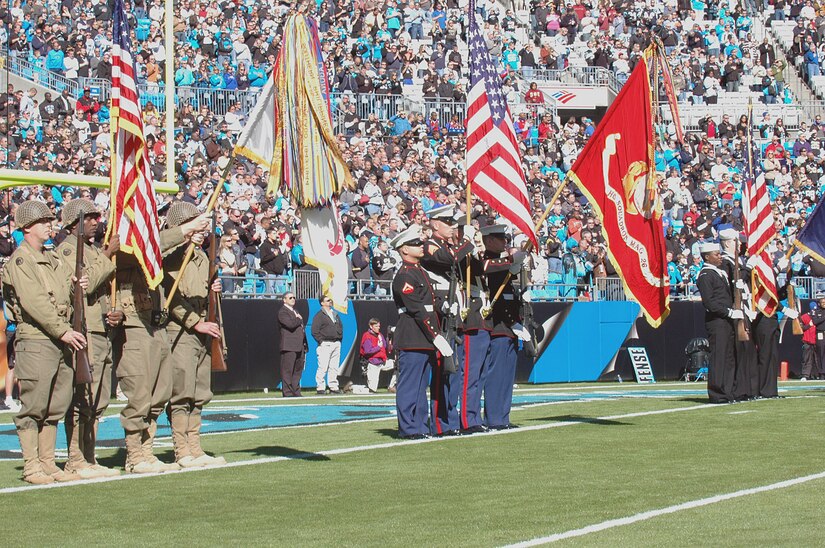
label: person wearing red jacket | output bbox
[800,302,821,381]
[360,318,396,393]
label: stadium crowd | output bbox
[0,0,822,301]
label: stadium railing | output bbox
[222,269,825,303]
[521,66,620,94]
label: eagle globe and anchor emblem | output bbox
[602,133,663,221]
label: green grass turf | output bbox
[2,383,825,546]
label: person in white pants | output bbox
[360,318,397,393]
[311,295,343,394]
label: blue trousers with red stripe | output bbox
[483,336,516,427]
[456,329,491,430]
[396,350,434,437]
[430,356,460,434]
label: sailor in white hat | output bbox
[696,240,740,403]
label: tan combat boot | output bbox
[65,419,105,479]
[17,427,54,485]
[124,430,155,474]
[142,420,180,472]
[85,420,119,477]
[170,411,201,468]
[187,409,226,466]
[38,424,80,482]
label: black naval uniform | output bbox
[697,263,737,403]
[420,236,473,435]
[392,260,442,438]
[721,252,758,400]
[482,251,521,427]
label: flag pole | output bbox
[482,180,567,317]
[463,181,472,316]
[107,69,120,310]
[747,98,755,311]
[164,0,175,187]
[163,157,232,310]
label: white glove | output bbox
[776,256,789,271]
[433,335,454,357]
[728,309,744,320]
[735,279,747,291]
[522,289,533,303]
[442,301,459,315]
[744,308,757,322]
[784,308,800,320]
[512,322,531,341]
[463,224,476,241]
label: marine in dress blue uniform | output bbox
[419,205,473,436]
[454,220,491,433]
[391,226,455,439]
[480,225,527,430]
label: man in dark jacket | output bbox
[697,243,741,403]
[311,294,344,394]
[278,292,306,397]
[260,228,288,293]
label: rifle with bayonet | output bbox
[442,263,460,375]
[439,261,463,374]
[73,211,93,384]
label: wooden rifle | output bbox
[783,254,804,335]
[208,210,228,372]
[518,263,538,359]
[786,282,804,335]
[73,211,93,384]
[732,243,750,342]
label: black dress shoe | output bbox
[329,389,344,395]
[461,425,488,434]
[489,424,519,431]
[438,429,461,437]
[316,391,325,395]
[400,433,428,440]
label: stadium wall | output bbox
[214,301,806,392]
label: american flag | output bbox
[109,0,163,289]
[465,5,537,249]
[742,116,779,316]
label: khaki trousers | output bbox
[117,325,171,432]
[167,326,213,415]
[315,341,341,391]
[13,338,74,431]
[69,331,113,423]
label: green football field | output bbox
[1,381,824,546]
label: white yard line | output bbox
[504,470,825,546]
[0,402,718,495]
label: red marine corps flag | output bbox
[566,53,669,326]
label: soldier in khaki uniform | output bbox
[163,202,225,467]
[115,211,209,473]
[1,201,88,484]
[56,199,123,479]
